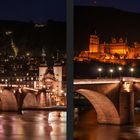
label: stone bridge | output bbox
[74,77,140,125]
[0,85,50,111]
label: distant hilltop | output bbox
[0,20,66,56]
[74,6,140,52]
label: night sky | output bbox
[0,0,66,22]
[75,0,140,13]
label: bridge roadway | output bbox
[74,77,140,125]
[74,77,140,85]
[0,84,38,92]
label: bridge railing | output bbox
[74,77,140,85]
[74,78,120,85]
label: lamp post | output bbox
[118,67,122,77]
[26,73,29,87]
[63,92,67,106]
[109,69,114,78]
[130,68,134,77]
[98,68,102,78]
[16,78,19,86]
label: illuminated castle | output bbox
[77,33,140,62]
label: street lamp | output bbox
[98,68,102,78]
[109,69,114,78]
[5,79,8,86]
[130,68,134,77]
[16,78,20,87]
[118,67,122,77]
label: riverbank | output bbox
[23,105,67,111]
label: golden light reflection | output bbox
[48,111,66,138]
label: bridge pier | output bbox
[119,81,134,124]
[15,88,26,112]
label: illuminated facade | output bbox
[102,37,128,55]
[54,63,62,96]
[89,34,129,55]
[76,33,140,62]
[89,34,99,53]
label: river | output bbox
[0,111,66,140]
[74,108,140,140]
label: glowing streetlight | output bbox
[118,67,122,77]
[60,90,64,93]
[109,69,114,78]
[98,68,102,78]
[26,52,30,57]
[130,68,134,77]
[52,89,56,92]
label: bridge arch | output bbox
[0,89,18,111]
[75,89,120,124]
[22,92,38,109]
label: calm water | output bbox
[74,108,140,140]
[0,111,66,140]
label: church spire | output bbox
[41,47,47,65]
[94,30,97,35]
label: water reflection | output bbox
[0,111,66,140]
[49,111,66,140]
[74,109,140,140]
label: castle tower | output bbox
[89,34,99,53]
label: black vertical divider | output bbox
[67,0,74,139]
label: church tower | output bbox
[89,33,99,53]
[53,50,63,96]
[39,48,48,88]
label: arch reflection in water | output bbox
[49,111,66,140]
[74,107,140,140]
[0,111,66,140]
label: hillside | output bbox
[0,20,66,56]
[74,6,140,53]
